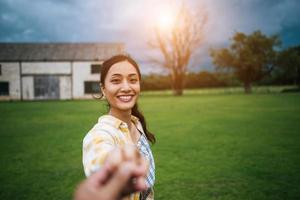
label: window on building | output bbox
[84,81,100,94]
[34,75,60,99]
[0,64,2,75]
[91,64,102,74]
[0,82,9,96]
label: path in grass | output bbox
[0,93,299,199]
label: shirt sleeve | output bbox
[82,129,116,177]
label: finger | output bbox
[104,148,123,172]
[86,169,108,187]
[134,176,148,191]
[131,158,148,192]
[122,145,139,162]
[102,162,135,199]
[131,157,148,177]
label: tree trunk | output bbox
[171,73,184,96]
[244,82,252,94]
[173,88,183,96]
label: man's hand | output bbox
[74,145,148,200]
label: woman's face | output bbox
[102,61,140,112]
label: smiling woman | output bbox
[102,60,141,114]
[82,55,156,200]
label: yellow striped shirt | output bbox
[82,114,154,200]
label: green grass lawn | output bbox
[1,93,300,199]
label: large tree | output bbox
[210,31,281,93]
[276,46,300,87]
[148,3,207,95]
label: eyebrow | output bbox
[111,73,138,77]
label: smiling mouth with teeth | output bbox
[117,95,134,102]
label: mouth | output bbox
[117,95,134,103]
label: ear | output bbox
[100,84,105,96]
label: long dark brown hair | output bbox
[98,54,156,144]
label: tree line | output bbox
[141,53,299,92]
[141,72,231,91]
[147,29,300,93]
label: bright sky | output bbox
[1,0,300,73]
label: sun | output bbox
[157,9,176,31]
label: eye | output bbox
[130,78,138,83]
[111,79,121,84]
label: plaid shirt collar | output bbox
[98,114,139,129]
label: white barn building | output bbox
[0,43,124,101]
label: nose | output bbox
[120,80,131,92]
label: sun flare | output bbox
[157,9,176,31]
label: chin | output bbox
[117,103,136,111]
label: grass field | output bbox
[1,92,300,199]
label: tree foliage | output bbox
[210,31,281,93]
[275,46,300,87]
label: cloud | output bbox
[204,0,300,45]
[0,0,300,73]
[189,0,300,71]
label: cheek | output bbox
[103,86,117,100]
[134,84,141,94]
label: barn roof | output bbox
[0,43,124,62]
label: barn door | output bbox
[34,75,60,100]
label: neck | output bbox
[109,108,132,129]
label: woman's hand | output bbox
[74,145,148,200]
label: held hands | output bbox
[74,145,148,200]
